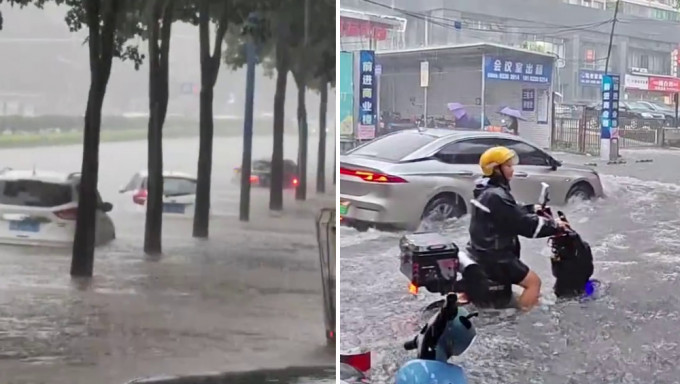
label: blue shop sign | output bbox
[358,50,376,128]
[484,56,553,84]
[579,70,605,86]
[600,74,620,140]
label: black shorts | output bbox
[483,258,530,286]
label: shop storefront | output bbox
[376,43,555,149]
[624,73,680,106]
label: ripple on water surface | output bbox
[340,173,680,383]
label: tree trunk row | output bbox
[144,0,173,255]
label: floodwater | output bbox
[0,133,335,384]
[340,148,680,384]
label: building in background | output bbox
[566,0,679,22]
[340,8,407,51]
[342,0,680,105]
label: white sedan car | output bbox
[119,170,197,216]
[0,169,116,247]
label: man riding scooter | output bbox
[464,146,569,311]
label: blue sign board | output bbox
[358,50,376,130]
[521,89,535,111]
[579,70,605,86]
[600,74,620,140]
[484,57,553,84]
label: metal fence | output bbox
[552,107,680,155]
[316,208,336,345]
[552,115,601,156]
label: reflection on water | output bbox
[340,172,680,383]
[0,135,335,383]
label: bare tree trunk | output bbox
[294,76,308,201]
[144,0,173,255]
[193,0,228,238]
[316,80,327,194]
[270,20,290,211]
[71,0,119,277]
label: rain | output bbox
[0,1,335,383]
[339,0,680,383]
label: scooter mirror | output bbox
[539,182,550,209]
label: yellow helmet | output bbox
[479,146,518,176]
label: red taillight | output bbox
[133,189,148,205]
[341,350,371,374]
[249,175,259,183]
[55,207,78,220]
[292,177,299,187]
[340,167,407,183]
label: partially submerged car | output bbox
[0,169,115,247]
[340,129,604,231]
[233,159,299,189]
[119,170,197,215]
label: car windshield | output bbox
[629,102,653,111]
[163,177,196,197]
[0,179,72,207]
[349,132,437,161]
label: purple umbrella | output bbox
[447,102,468,119]
[498,106,527,121]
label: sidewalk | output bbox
[0,191,336,384]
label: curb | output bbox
[125,365,335,384]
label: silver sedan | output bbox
[339,129,604,231]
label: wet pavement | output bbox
[0,134,336,383]
[340,148,680,384]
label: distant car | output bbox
[634,101,676,127]
[119,170,197,215]
[0,169,116,247]
[339,129,605,231]
[232,159,299,189]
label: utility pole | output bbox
[605,0,620,74]
[603,0,621,161]
[296,0,310,201]
[239,12,259,222]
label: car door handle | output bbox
[514,172,528,178]
[450,171,474,176]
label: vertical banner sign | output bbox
[358,50,376,140]
[601,74,620,140]
[420,61,430,87]
[521,89,535,111]
[339,52,354,139]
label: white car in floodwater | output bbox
[119,170,197,216]
[0,169,116,247]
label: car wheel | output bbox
[422,194,466,222]
[567,183,594,202]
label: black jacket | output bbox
[466,176,560,263]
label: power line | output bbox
[359,0,614,35]
[604,0,621,74]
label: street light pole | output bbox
[239,12,259,222]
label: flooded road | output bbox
[0,134,335,383]
[340,148,680,384]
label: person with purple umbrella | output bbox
[498,107,527,136]
[447,103,488,130]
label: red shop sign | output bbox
[648,77,680,92]
[340,17,389,41]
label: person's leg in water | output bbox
[517,270,541,311]
[496,258,541,311]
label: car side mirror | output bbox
[549,157,561,170]
[101,202,113,212]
